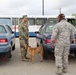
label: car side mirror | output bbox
[12,31,14,33]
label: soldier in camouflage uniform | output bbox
[19,15,29,61]
[51,14,75,75]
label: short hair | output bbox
[58,13,65,19]
[22,15,27,19]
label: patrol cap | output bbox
[22,15,27,19]
[58,13,65,19]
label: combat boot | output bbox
[56,67,63,75]
[62,68,67,73]
[25,56,30,59]
[21,57,29,62]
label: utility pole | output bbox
[42,0,44,15]
[59,8,61,14]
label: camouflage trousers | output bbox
[54,44,70,69]
[19,39,28,58]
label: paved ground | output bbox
[0,38,76,75]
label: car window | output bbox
[45,25,54,33]
[28,18,35,25]
[6,25,13,33]
[39,25,44,32]
[0,25,6,33]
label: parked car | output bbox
[35,23,76,59]
[0,24,15,58]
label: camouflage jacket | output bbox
[19,21,28,39]
[51,20,75,46]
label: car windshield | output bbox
[0,25,6,33]
[45,24,55,33]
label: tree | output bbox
[72,13,76,18]
[72,13,76,26]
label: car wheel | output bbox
[12,44,15,51]
[37,42,39,47]
[43,49,50,59]
[7,48,12,58]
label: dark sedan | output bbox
[35,23,76,59]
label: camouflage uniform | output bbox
[19,21,28,58]
[51,20,75,69]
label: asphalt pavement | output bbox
[0,38,76,75]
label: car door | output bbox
[6,25,15,47]
[36,25,46,40]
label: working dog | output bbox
[24,44,43,63]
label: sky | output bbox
[0,0,76,16]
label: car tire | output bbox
[43,49,50,59]
[12,44,15,51]
[37,42,39,47]
[7,48,12,58]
